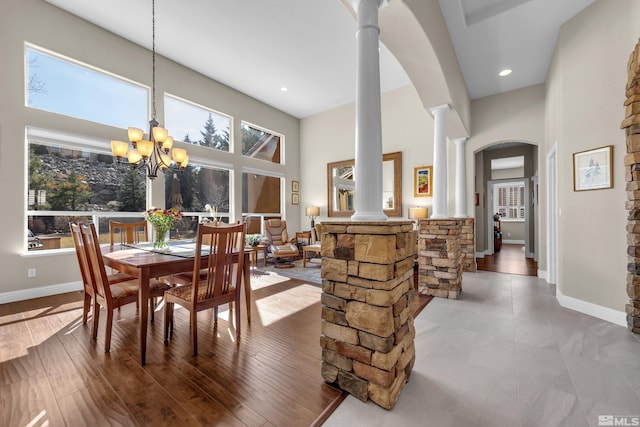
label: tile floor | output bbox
[323,271,640,427]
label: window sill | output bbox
[21,247,74,258]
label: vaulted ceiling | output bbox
[46,0,595,119]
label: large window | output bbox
[163,165,231,240]
[25,45,147,130]
[164,94,231,152]
[27,128,148,252]
[242,171,281,233]
[241,122,282,164]
[494,181,525,221]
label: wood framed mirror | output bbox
[327,151,402,217]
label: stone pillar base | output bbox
[417,218,463,299]
[320,221,416,409]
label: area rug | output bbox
[254,259,322,285]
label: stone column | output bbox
[430,105,450,219]
[417,218,463,299]
[320,221,416,409]
[453,137,468,218]
[622,40,640,333]
[351,0,388,222]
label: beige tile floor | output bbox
[324,271,640,427]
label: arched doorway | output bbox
[474,142,539,276]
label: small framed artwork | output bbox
[292,193,299,205]
[292,180,299,193]
[573,145,613,191]
[414,166,433,197]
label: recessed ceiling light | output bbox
[280,87,288,92]
[499,69,512,77]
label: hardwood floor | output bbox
[0,272,431,426]
[476,243,538,276]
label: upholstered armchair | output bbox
[263,219,299,267]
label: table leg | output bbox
[139,269,150,365]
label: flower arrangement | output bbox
[246,234,263,246]
[144,207,182,249]
[202,204,221,224]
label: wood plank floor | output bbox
[0,272,431,426]
[476,243,538,276]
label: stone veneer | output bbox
[622,40,640,333]
[459,218,477,273]
[320,221,416,409]
[416,218,464,299]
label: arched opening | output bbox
[474,141,539,276]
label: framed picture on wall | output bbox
[414,166,433,197]
[572,145,613,191]
[292,193,299,205]
[292,180,299,193]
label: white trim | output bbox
[526,251,534,259]
[0,281,82,304]
[538,269,547,280]
[475,251,485,258]
[546,144,558,285]
[241,166,285,179]
[556,288,626,327]
[502,239,525,245]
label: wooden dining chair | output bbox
[70,222,137,325]
[164,222,246,356]
[109,220,148,246]
[79,222,171,352]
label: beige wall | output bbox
[545,0,640,311]
[0,0,300,299]
[300,85,436,229]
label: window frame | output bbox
[493,181,526,222]
[25,43,148,130]
[25,126,150,254]
[240,121,284,165]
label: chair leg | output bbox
[105,309,114,353]
[92,302,100,340]
[235,296,241,339]
[164,302,173,341]
[214,306,218,322]
[150,297,156,322]
[82,292,91,324]
[191,311,198,357]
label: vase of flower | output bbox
[153,224,170,249]
[144,207,182,250]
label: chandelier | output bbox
[110,0,188,180]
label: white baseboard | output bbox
[475,252,485,258]
[537,269,547,280]
[556,288,626,327]
[526,251,534,259]
[0,281,82,304]
[502,239,525,245]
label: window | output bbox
[27,128,148,252]
[25,45,147,130]
[164,94,231,151]
[241,122,282,164]
[494,181,525,221]
[163,165,231,240]
[242,171,282,232]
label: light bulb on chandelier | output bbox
[110,0,189,180]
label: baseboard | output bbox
[0,281,82,304]
[537,269,547,280]
[526,251,534,259]
[556,288,626,327]
[502,239,525,245]
[475,252,485,259]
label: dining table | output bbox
[102,241,251,365]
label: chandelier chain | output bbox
[151,0,157,120]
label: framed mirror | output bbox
[327,151,402,217]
